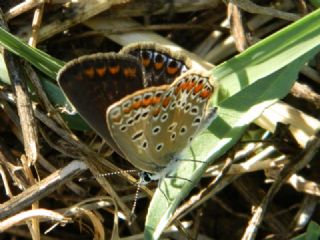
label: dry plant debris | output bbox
[0,1,319,239]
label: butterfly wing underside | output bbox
[57,53,144,154]
[106,71,216,173]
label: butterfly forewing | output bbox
[57,53,144,154]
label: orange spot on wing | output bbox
[200,89,212,99]
[109,65,120,75]
[166,66,178,75]
[180,82,188,90]
[193,84,203,94]
[123,107,131,114]
[112,116,122,123]
[96,67,107,77]
[152,107,161,117]
[132,100,141,110]
[84,67,95,78]
[142,58,151,67]
[142,97,152,107]
[155,62,164,70]
[152,96,161,105]
[174,86,181,95]
[186,82,195,92]
[162,97,171,108]
[124,67,137,78]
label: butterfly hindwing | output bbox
[144,71,216,167]
[120,42,191,87]
[106,70,215,173]
[106,85,169,173]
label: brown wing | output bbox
[57,53,144,154]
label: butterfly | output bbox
[57,42,217,182]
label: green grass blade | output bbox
[0,27,63,79]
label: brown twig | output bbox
[231,0,300,21]
[241,132,320,240]
[0,160,87,220]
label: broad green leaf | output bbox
[292,221,320,240]
[145,9,320,240]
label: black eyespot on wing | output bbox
[132,131,143,141]
[127,118,134,125]
[120,125,127,132]
[155,143,164,152]
[152,126,161,135]
[180,126,187,135]
[170,132,176,141]
[160,113,168,122]
[141,140,148,149]
[142,110,149,118]
[134,113,141,121]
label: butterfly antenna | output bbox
[78,169,139,182]
[130,179,142,223]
